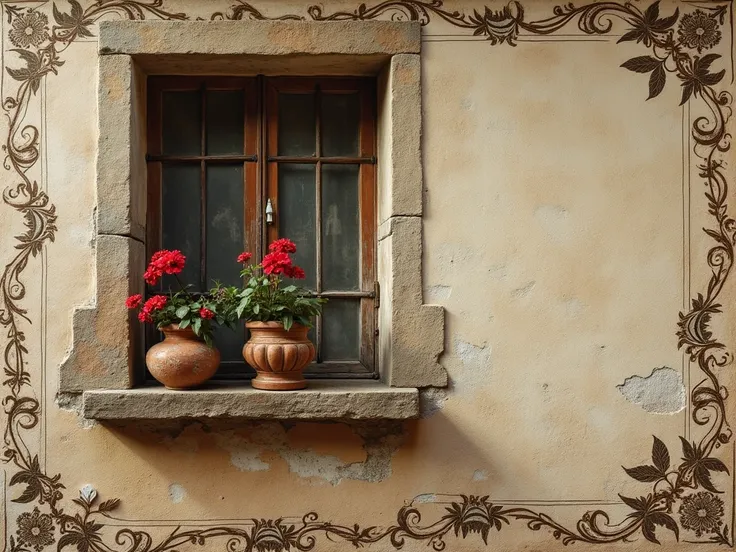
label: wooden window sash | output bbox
[146,76,377,379]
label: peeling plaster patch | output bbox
[56,393,96,428]
[425,284,452,302]
[535,204,570,240]
[419,388,448,418]
[453,339,492,394]
[214,424,404,486]
[414,494,438,504]
[617,367,686,414]
[511,281,536,299]
[168,483,186,504]
[473,469,489,481]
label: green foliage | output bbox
[229,264,324,330]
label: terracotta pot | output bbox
[243,322,315,390]
[145,325,220,389]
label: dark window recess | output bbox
[146,76,377,380]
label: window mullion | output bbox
[315,83,323,363]
[199,83,207,292]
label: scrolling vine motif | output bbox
[1,0,734,550]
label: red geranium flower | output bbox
[285,265,306,279]
[262,251,293,275]
[143,266,162,286]
[151,250,186,275]
[125,294,142,309]
[237,252,253,264]
[138,310,153,323]
[144,295,167,312]
[269,238,297,254]
[199,307,215,320]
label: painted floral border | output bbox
[1,0,734,550]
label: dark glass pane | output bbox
[206,90,244,155]
[212,323,244,363]
[162,91,201,156]
[206,165,244,287]
[321,93,360,157]
[278,164,317,289]
[278,93,315,156]
[322,165,359,291]
[162,165,200,289]
[321,300,359,361]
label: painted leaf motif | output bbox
[648,65,666,99]
[623,464,663,482]
[621,56,661,73]
[651,436,670,472]
[649,512,679,542]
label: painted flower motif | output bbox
[251,519,295,552]
[679,491,724,536]
[678,10,721,53]
[9,11,49,49]
[16,507,55,552]
[443,495,508,544]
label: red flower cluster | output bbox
[269,238,297,254]
[237,252,252,264]
[144,250,186,286]
[125,294,142,309]
[262,251,292,275]
[260,240,306,279]
[137,295,167,323]
[199,307,215,320]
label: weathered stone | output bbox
[99,21,420,56]
[60,235,144,392]
[378,216,447,388]
[96,55,146,240]
[82,381,419,420]
[377,54,423,223]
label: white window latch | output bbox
[265,198,274,224]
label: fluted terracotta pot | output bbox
[243,322,315,390]
[146,324,220,389]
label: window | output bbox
[145,76,377,379]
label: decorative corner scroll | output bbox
[1,0,734,549]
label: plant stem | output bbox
[174,273,195,301]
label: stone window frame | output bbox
[59,20,447,417]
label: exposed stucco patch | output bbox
[453,340,492,394]
[419,388,448,418]
[214,423,405,485]
[425,284,452,302]
[617,367,686,414]
[472,469,489,481]
[168,483,186,504]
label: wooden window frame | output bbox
[146,75,377,379]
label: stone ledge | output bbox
[82,380,419,421]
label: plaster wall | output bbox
[1,1,735,550]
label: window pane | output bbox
[322,165,359,291]
[321,300,360,361]
[278,164,317,289]
[206,90,244,155]
[321,93,360,157]
[206,165,244,286]
[162,91,200,156]
[278,93,315,156]
[162,164,200,289]
[213,323,245,364]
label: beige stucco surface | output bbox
[2,1,735,550]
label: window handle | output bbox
[265,198,274,224]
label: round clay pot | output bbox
[243,322,315,390]
[145,325,220,389]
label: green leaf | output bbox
[253,304,260,315]
[175,306,189,319]
[283,285,297,293]
[283,313,294,331]
[193,318,202,335]
[178,318,191,329]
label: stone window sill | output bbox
[82,380,419,421]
